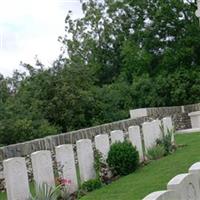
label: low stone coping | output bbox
[188,111,200,116]
[130,108,148,119]
[176,128,200,134]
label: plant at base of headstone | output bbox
[28,183,61,200]
[107,141,139,176]
[56,177,72,200]
[94,149,112,184]
[157,129,177,155]
[54,163,72,200]
[81,179,102,193]
[146,145,166,160]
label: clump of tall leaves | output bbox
[29,183,60,200]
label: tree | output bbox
[0,0,199,145]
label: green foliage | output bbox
[0,116,58,145]
[94,149,112,184]
[146,145,166,160]
[148,127,176,160]
[107,141,139,176]
[29,183,60,200]
[94,149,102,179]
[81,179,102,192]
[0,0,200,145]
[157,130,176,155]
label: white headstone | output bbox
[142,122,155,152]
[151,120,162,140]
[162,117,173,136]
[110,130,124,144]
[189,162,200,190]
[3,157,30,200]
[188,111,200,128]
[55,144,78,193]
[31,150,55,189]
[143,190,180,200]
[95,134,110,159]
[189,162,200,175]
[128,126,144,161]
[167,173,200,200]
[76,139,96,183]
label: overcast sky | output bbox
[0,0,83,77]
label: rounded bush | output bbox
[107,141,139,176]
[81,179,102,192]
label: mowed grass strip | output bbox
[81,133,200,200]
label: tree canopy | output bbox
[0,0,199,145]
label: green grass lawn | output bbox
[1,132,200,200]
[81,132,200,200]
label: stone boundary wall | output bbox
[146,103,200,118]
[0,117,150,161]
[0,102,199,161]
[131,102,200,130]
[146,103,200,130]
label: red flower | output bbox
[60,178,72,186]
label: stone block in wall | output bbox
[184,103,200,113]
[63,132,72,144]
[22,142,32,156]
[147,106,182,119]
[2,145,17,159]
[130,108,148,119]
[58,134,64,145]
[173,113,191,130]
[44,137,53,150]
[30,139,42,152]
[0,149,4,161]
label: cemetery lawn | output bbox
[81,132,200,200]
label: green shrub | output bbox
[107,141,139,176]
[81,179,102,192]
[157,129,176,155]
[94,149,112,184]
[28,183,60,200]
[147,145,165,160]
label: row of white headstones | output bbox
[143,162,200,200]
[3,117,173,200]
